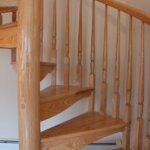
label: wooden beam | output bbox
[96,0,150,25]
[17,0,40,149]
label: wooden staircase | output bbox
[41,112,125,149]
[0,0,150,150]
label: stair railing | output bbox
[96,0,150,149]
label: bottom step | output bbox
[41,112,126,150]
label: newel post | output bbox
[17,0,41,149]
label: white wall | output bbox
[0,13,18,140]
[1,0,150,150]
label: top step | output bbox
[0,0,17,7]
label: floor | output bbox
[82,145,117,150]
[0,143,117,150]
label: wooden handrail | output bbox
[0,7,17,13]
[96,0,150,25]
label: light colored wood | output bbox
[100,5,108,114]
[0,12,2,24]
[0,23,17,48]
[0,7,17,13]
[134,22,145,150]
[12,62,56,81]
[40,85,93,120]
[122,15,132,150]
[76,0,83,87]
[112,10,121,118]
[17,0,40,149]
[96,0,150,25]
[89,0,96,112]
[11,10,17,63]
[40,0,43,61]
[50,0,57,85]
[144,99,150,150]
[64,0,70,86]
[41,112,126,150]
[114,148,125,150]
[40,62,56,80]
[0,0,17,7]
[41,129,123,150]
[11,49,16,62]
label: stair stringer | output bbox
[41,126,125,150]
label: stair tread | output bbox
[40,85,93,103]
[40,86,93,120]
[0,22,17,29]
[41,112,126,140]
[0,6,17,13]
[11,61,56,81]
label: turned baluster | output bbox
[89,0,96,112]
[100,5,108,114]
[112,10,121,118]
[11,11,17,63]
[134,22,145,150]
[51,0,57,85]
[64,0,70,86]
[40,0,44,60]
[122,15,133,149]
[0,13,2,24]
[144,100,150,150]
[76,0,83,87]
